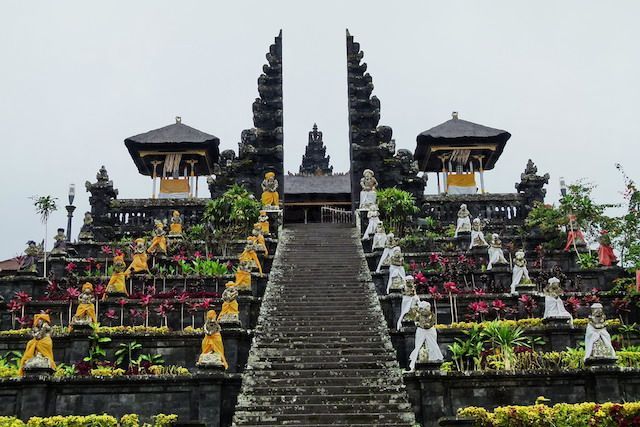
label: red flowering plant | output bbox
[117,298,128,326]
[103,309,118,326]
[100,245,113,276]
[176,291,190,330]
[64,262,77,275]
[155,300,175,327]
[518,294,538,318]
[17,315,32,328]
[565,296,582,317]
[187,302,200,328]
[468,301,489,322]
[532,244,545,269]
[129,308,143,326]
[139,295,153,327]
[491,299,508,319]
[582,288,601,306]
[612,298,631,323]
[14,291,32,318]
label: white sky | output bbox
[1,1,639,259]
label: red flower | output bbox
[66,287,81,300]
[469,301,489,315]
[139,295,152,307]
[565,297,581,315]
[114,249,124,257]
[7,300,22,313]
[612,298,630,314]
[199,298,213,311]
[117,298,128,307]
[104,309,118,320]
[171,254,187,263]
[65,262,77,273]
[15,291,32,304]
[176,292,190,304]
[428,253,441,264]
[491,299,507,313]
[16,316,32,327]
[444,281,458,294]
[473,289,485,296]
[408,260,418,271]
[193,251,203,259]
[100,246,113,255]
[93,284,106,299]
[414,272,427,284]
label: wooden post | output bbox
[151,161,162,199]
[478,156,485,194]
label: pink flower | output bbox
[473,289,485,296]
[429,253,441,265]
[100,246,113,255]
[66,287,81,300]
[193,251,203,259]
[117,298,128,307]
[114,249,124,257]
[15,291,32,304]
[444,281,458,294]
[491,299,507,312]
[469,301,489,315]
[414,272,427,284]
[176,292,190,304]
[7,300,22,313]
[171,254,187,263]
[139,295,152,307]
[93,284,106,298]
[104,309,118,320]
[199,298,213,311]
[65,262,77,273]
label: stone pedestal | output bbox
[23,366,54,378]
[438,417,476,427]
[69,323,92,334]
[585,356,618,367]
[415,360,443,371]
[455,232,471,251]
[515,283,537,294]
[490,264,511,292]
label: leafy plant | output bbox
[481,321,530,370]
[115,341,142,370]
[376,187,419,237]
[84,323,112,366]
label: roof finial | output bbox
[452,111,459,120]
[175,116,182,124]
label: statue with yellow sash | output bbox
[19,313,56,375]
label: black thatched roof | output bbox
[284,175,351,195]
[414,114,511,172]
[124,119,220,176]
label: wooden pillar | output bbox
[477,156,486,194]
[151,161,162,199]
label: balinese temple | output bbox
[414,112,511,194]
[299,123,333,176]
[283,124,350,223]
[124,117,220,198]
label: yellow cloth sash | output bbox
[239,250,262,275]
[218,300,239,319]
[147,236,167,254]
[107,272,128,295]
[127,253,149,274]
[170,223,182,234]
[259,221,269,234]
[235,270,251,289]
[201,333,228,369]
[249,235,268,255]
[261,191,279,207]
[75,303,97,323]
[19,336,55,375]
[160,179,190,194]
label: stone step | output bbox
[245,384,409,395]
[233,412,415,425]
[235,401,412,414]
[251,342,390,350]
[255,348,391,357]
[249,360,395,371]
[244,393,409,404]
[244,368,398,380]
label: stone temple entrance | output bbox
[283,124,352,223]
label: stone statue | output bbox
[387,246,406,293]
[249,223,268,255]
[197,310,228,369]
[372,222,387,251]
[543,277,572,323]
[510,250,532,294]
[469,218,488,249]
[408,301,443,370]
[598,230,618,267]
[147,221,167,255]
[19,313,56,375]
[584,303,616,362]
[397,275,419,330]
[50,228,67,256]
[376,232,396,273]
[78,212,94,241]
[218,282,241,326]
[564,214,587,252]
[126,238,150,274]
[454,204,472,237]
[359,169,378,209]
[71,282,97,327]
[234,260,252,290]
[19,240,40,273]
[362,204,381,241]
[487,233,508,270]
[261,172,280,208]
[168,210,183,238]
[107,254,129,296]
[258,210,270,235]
[239,238,263,275]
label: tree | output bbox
[31,195,58,277]
[376,187,419,236]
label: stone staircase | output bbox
[233,223,416,426]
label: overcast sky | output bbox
[1,1,638,259]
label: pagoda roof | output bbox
[284,175,351,195]
[124,118,220,176]
[414,113,511,172]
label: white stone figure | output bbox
[397,275,419,330]
[510,250,531,294]
[584,303,616,361]
[359,169,378,210]
[454,204,472,237]
[362,204,381,240]
[376,233,396,273]
[543,277,573,324]
[469,218,489,249]
[408,301,443,370]
[487,233,508,270]
[372,222,387,251]
[387,246,406,294]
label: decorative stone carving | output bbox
[71,282,97,327]
[469,218,488,249]
[487,233,508,270]
[397,275,419,330]
[258,210,270,235]
[85,166,118,241]
[371,222,387,251]
[598,230,618,266]
[261,172,280,209]
[50,228,67,256]
[359,169,378,210]
[543,277,573,324]
[387,246,406,294]
[19,240,40,273]
[168,210,183,238]
[454,204,472,237]
[106,254,128,297]
[408,301,443,370]
[299,123,333,176]
[126,239,150,274]
[376,232,396,273]
[78,212,94,242]
[511,250,533,294]
[197,310,228,369]
[239,238,263,275]
[515,159,550,214]
[584,303,616,364]
[218,282,241,327]
[147,221,167,255]
[19,313,56,376]
[362,204,381,240]
[234,260,252,291]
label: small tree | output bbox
[203,185,261,256]
[376,187,419,236]
[31,195,58,277]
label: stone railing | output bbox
[107,198,208,238]
[422,193,527,226]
